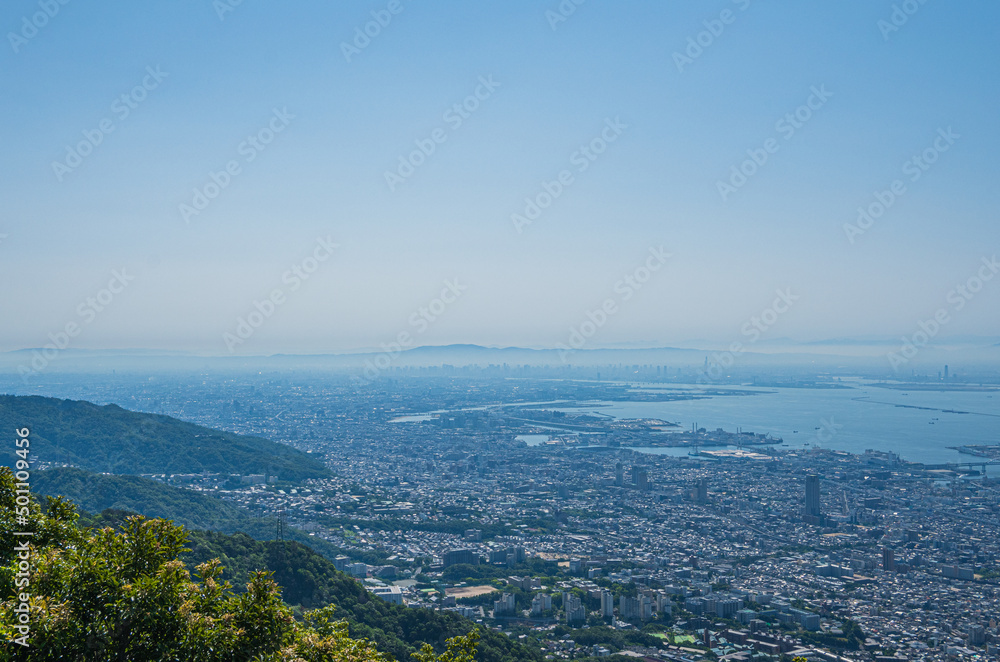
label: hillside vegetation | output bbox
[32,467,390,564]
[0,395,328,479]
[182,530,539,662]
[0,468,479,661]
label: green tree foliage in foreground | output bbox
[0,468,477,661]
[178,530,536,662]
[33,467,371,565]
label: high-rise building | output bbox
[619,595,644,621]
[615,462,624,487]
[494,592,515,617]
[640,594,654,620]
[636,467,649,491]
[656,593,669,614]
[531,593,552,616]
[882,547,895,572]
[696,478,708,503]
[804,474,821,518]
[564,593,586,625]
[601,591,614,619]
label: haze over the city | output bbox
[2,0,998,356]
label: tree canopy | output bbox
[0,468,476,661]
[0,395,329,480]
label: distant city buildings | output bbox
[72,373,1000,659]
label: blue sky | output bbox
[1,0,998,355]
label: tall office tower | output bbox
[804,474,821,517]
[696,478,708,503]
[636,467,649,491]
[882,547,895,572]
[615,462,624,487]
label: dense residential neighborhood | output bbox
[28,372,1000,661]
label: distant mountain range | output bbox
[2,339,1000,373]
[0,395,329,479]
